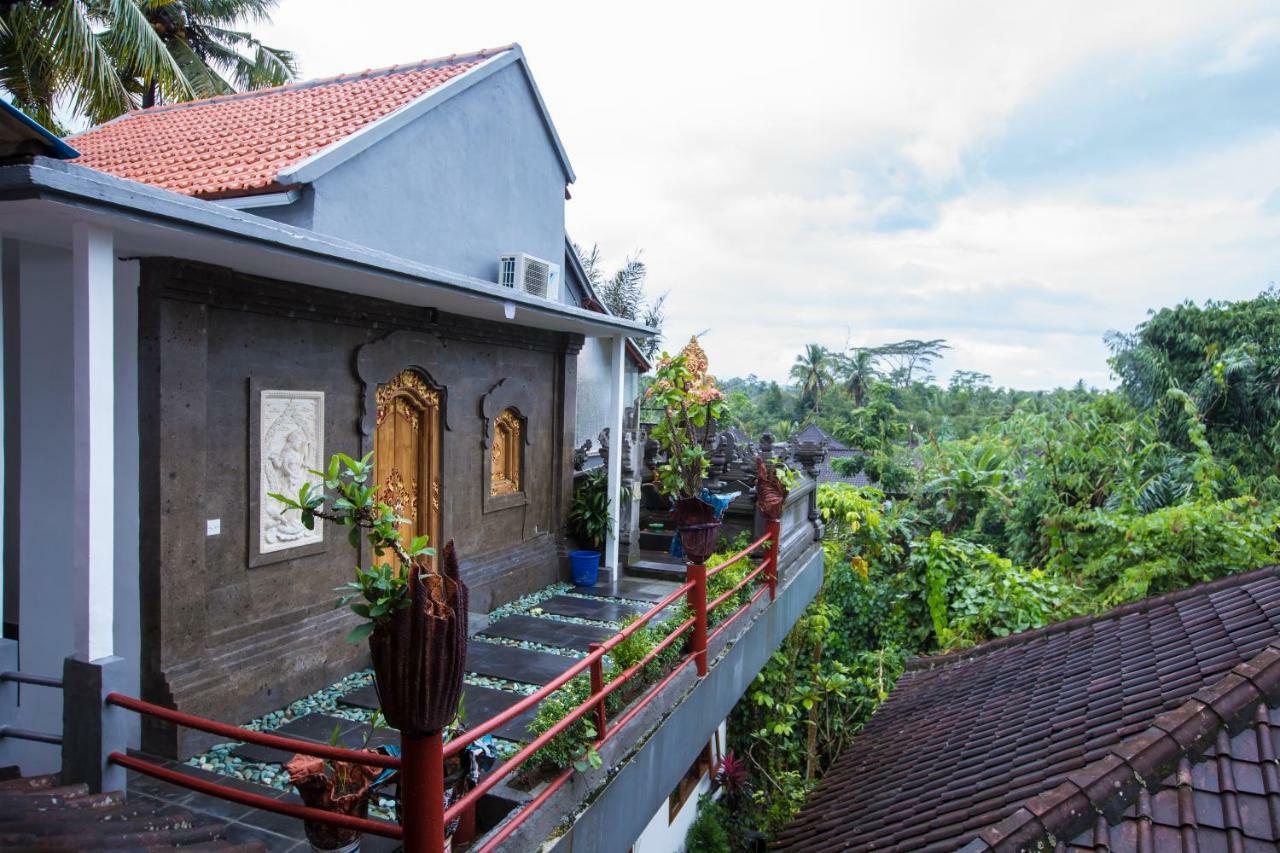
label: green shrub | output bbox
[910,531,1073,649]
[685,796,732,853]
[568,469,612,550]
[1068,497,1280,605]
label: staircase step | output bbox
[0,772,59,792]
[638,530,675,551]
[627,558,687,582]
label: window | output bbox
[490,408,522,497]
[668,742,713,822]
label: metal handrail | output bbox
[461,519,783,849]
[0,670,63,689]
[441,577,696,758]
[105,692,399,769]
[0,725,62,745]
[111,751,401,839]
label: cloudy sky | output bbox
[261,1,1280,389]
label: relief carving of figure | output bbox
[260,394,324,552]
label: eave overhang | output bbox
[0,159,651,340]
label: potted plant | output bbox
[272,452,467,736]
[567,468,612,586]
[645,338,729,562]
[272,453,467,847]
[285,716,390,853]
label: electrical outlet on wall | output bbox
[207,518,221,536]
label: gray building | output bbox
[0,46,821,851]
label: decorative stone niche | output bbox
[481,377,533,514]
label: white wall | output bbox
[575,337,639,450]
[1,242,140,774]
[11,241,75,773]
[632,720,727,853]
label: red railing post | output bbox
[688,561,708,676]
[766,519,781,600]
[588,642,607,740]
[401,732,445,853]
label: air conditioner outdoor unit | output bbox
[499,253,561,302]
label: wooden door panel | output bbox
[375,369,442,571]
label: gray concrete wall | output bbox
[260,63,567,289]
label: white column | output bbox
[71,223,114,661]
[604,335,626,578]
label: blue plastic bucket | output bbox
[570,550,600,587]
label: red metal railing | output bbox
[459,518,783,852]
[101,518,783,853]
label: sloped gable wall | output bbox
[268,62,567,287]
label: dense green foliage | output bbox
[702,290,1280,846]
[1,0,295,132]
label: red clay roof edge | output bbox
[69,43,516,133]
[905,563,1280,674]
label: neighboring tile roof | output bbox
[792,423,848,450]
[70,47,509,199]
[774,565,1280,852]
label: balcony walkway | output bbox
[121,577,680,850]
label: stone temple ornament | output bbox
[259,389,325,555]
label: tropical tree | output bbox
[0,0,294,132]
[133,0,296,108]
[838,348,880,408]
[573,242,668,358]
[874,339,951,387]
[790,344,834,413]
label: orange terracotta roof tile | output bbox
[71,46,511,199]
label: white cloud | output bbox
[258,1,1280,389]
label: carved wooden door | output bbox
[374,369,442,571]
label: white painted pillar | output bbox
[70,223,114,661]
[604,336,626,578]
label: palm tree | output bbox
[135,1,296,108]
[839,348,880,408]
[790,344,833,413]
[0,0,294,132]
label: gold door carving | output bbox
[375,369,442,570]
[490,409,523,496]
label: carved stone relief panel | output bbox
[252,388,325,565]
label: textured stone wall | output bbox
[138,259,580,757]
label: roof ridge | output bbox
[71,44,513,130]
[958,640,1280,851]
[905,563,1280,675]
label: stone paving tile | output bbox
[230,713,364,765]
[466,639,575,685]
[337,682,380,711]
[217,820,302,852]
[571,582,673,603]
[538,594,648,624]
[480,614,613,652]
[340,681,539,742]
[461,684,540,742]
